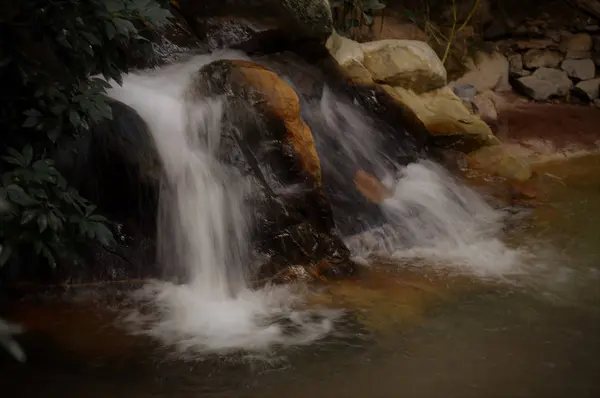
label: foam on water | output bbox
[108,51,338,357]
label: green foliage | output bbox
[330,0,386,38]
[0,0,169,273]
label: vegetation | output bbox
[0,0,169,275]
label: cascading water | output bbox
[305,87,525,278]
[107,52,338,357]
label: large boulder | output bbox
[361,40,447,92]
[326,33,447,92]
[190,59,351,274]
[384,85,499,151]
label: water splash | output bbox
[312,87,526,279]
[108,51,338,357]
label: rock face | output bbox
[191,59,351,272]
[561,58,596,80]
[515,67,573,100]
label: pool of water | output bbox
[1,156,600,398]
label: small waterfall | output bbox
[104,52,526,357]
[308,87,525,278]
[108,52,337,357]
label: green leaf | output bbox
[21,209,38,225]
[92,222,115,246]
[105,22,117,40]
[6,185,38,207]
[22,116,38,128]
[37,214,48,233]
[85,204,97,218]
[114,18,137,36]
[22,145,33,166]
[69,111,82,127]
[41,245,56,268]
[47,211,63,231]
[81,31,101,46]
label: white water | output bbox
[108,52,338,357]
[313,88,526,279]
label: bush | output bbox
[0,0,170,274]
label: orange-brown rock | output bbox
[354,169,392,204]
[194,59,322,184]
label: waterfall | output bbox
[105,52,525,358]
[305,87,525,278]
[108,52,338,357]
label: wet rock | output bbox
[452,51,511,93]
[360,40,447,92]
[385,85,499,152]
[515,68,573,100]
[192,59,351,269]
[573,78,600,100]
[523,49,564,69]
[561,59,596,80]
